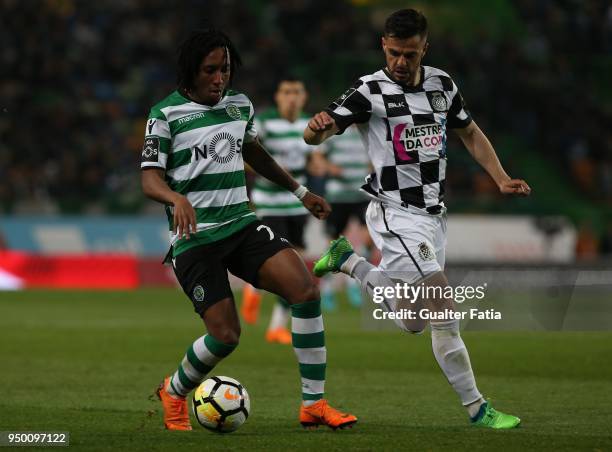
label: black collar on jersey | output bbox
[382,66,425,92]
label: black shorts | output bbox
[172,220,292,317]
[260,215,308,249]
[325,201,368,238]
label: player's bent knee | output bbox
[289,283,320,305]
[282,279,320,305]
[205,318,241,345]
[212,328,240,346]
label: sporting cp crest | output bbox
[193,285,205,302]
[430,91,447,112]
[225,104,242,120]
[418,242,435,261]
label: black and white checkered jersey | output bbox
[325,66,472,215]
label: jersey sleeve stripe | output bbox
[141,161,166,169]
[447,85,472,129]
[326,80,372,133]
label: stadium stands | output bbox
[1,0,611,253]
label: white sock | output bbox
[350,257,373,281]
[268,302,290,330]
[430,319,483,411]
[340,253,365,275]
[466,398,486,418]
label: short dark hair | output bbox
[176,28,242,90]
[384,9,428,39]
[276,74,304,88]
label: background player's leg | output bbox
[241,283,262,324]
[257,248,326,405]
[166,298,240,398]
[266,295,292,344]
[345,204,373,308]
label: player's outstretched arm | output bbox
[141,168,197,239]
[455,121,531,196]
[304,111,339,145]
[242,139,331,219]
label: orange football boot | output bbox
[265,327,292,345]
[241,284,262,325]
[299,399,357,430]
[156,377,192,431]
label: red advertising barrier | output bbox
[0,252,338,290]
[0,251,139,289]
[137,257,178,288]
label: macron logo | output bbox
[178,112,206,125]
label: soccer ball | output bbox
[192,376,250,433]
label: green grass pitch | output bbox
[1,289,611,451]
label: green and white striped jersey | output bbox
[141,89,258,256]
[324,125,370,203]
[251,109,316,217]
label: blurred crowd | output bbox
[513,0,612,202]
[1,0,611,228]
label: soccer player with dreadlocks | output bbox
[141,29,356,431]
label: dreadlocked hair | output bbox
[176,28,242,91]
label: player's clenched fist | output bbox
[499,179,531,196]
[308,111,335,131]
[301,191,332,220]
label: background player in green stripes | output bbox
[241,76,327,344]
[141,29,356,431]
[319,124,374,311]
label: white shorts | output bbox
[365,201,447,283]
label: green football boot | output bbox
[471,402,521,429]
[313,236,354,277]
